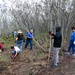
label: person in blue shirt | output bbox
[24,30,34,50]
[13,30,17,38]
[66,27,75,56]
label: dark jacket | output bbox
[52,27,62,47]
[17,33,24,41]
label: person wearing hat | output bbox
[16,30,25,52]
[66,27,75,56]
[24,30,34,50]
[49,26,62,68]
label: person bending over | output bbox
[11,46,21,60]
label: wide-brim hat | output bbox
[17,30,22,33]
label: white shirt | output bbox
[14,46,21,52]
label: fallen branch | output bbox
[33,38,47,52]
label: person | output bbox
[24,30,34,50]
[0,42,4,52]
[49,26,62,68]
[66,27,75,56]
[12,31,14,37]
[16,30,25,52]
[13,30,17,38]
[7,32,10,39]
[11,46,21,60]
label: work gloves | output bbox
[73,41,75,44]
[49,31,53,35]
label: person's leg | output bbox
[56,48,60,64]
[67,40,73,53]
[54,48,60,66]
[20,40,23,51]
[68,44,71,53]
[25,39,30,48]
[30,40,32,50]
[71,44,75,55]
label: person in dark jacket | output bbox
[16,30,25,52]
[49,26,62,68]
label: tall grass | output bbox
[34,32,50,50]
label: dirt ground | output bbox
[0,46,75,75]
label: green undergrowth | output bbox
[0,53,9,62]
[34,32,50,50]
[36,50,45,60]
[0,33,15,47]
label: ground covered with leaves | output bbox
[0,44,75,75]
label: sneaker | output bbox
[51,64,57,68]
[57,62,59,65]
[71,54,75,57]
[65,52,70,55]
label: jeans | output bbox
[12,50,21,54]
[54,47,60,66]
[25,38,33,50]
[16,40,23,52]
[68,40,75,54]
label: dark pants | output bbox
[25,38,32,50]
[16,40,23,51]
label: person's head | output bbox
[71,27,75,32]
[56,26,61,32]
[30,30,33,33]
[1,42,4,45]
[11,46,14,50]
[17,30,22,34]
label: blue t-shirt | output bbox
[70,32,75,41]
[26,32,34,39]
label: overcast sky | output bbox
[0,0,41,4]
[0,0,41,9]
[0,0,73,9]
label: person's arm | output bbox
[15,34,18,41]
[26,32,29,36]
[14,51,18,57]
[1,45,4,51]
[26,32,34,38]
[30,34,34,38]
[73,33,75,44]
[49,31,55,39]
[54,32,61,38]
[49,31,54,36]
